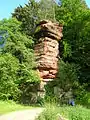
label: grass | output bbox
[37,104,90,120]
[0,100,32,115]
[1,100,90,120]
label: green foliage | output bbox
[56,0,88,26]
[12,0,40,36]
[0,53,20,100]
[45,60,79,104]
[20,82,40,105]
[12,0,57,36]
[37,104,90,120]
[56,0,90,87]
[56,60,79,89]
[37,104,58,120]
[0,100,32,114]
[0,18,40,101]
[55,0,90,106]
[75,86,90,108]
[38,0,56,21]
[62,41,72,58]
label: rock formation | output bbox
[34,20,63,81]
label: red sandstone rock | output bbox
[39,70,49,77]
[34,20,63,80]
[39,20,63,40]
[49,70,57,75]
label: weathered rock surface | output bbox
[34,20,63,80]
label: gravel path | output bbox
[0,108,43,120]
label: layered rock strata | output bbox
[34,20,63,81]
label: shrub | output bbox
[75,85,90,108]
[45,60,79,104]
[0,18,40,101]
[37,104,90,120]
[0,53,20,100]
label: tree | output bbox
[0,18,40,101]
[55,60,79,103]
[0,53,20,100]
[55,0,90,86]
[12,0,57,36]
[12,0,40,36]
[38,0,56,21]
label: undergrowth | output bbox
[37,103,90,120]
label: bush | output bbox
[75,85,90,108]
[45,60,79,104]
[45,60,90,107]
[37,104,58,120]
[0,53,20,100]
[19,82,40,105]
[37,104,90,120]
[0,18,40,101]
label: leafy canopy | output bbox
[0,18,40,100]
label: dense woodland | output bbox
[0,0,90,106]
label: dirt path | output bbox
[0,108,43,120]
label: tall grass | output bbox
[37,103,90,120]
[0,100,32,114]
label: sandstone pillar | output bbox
[34,20,63,96]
